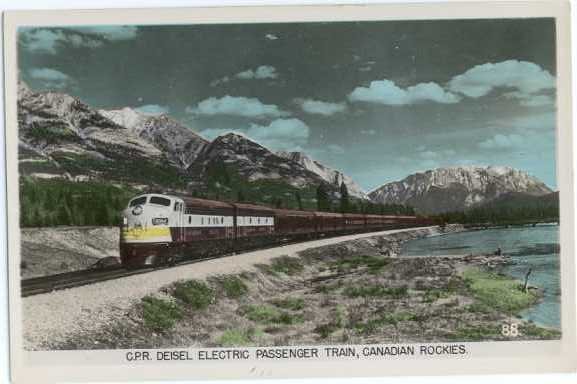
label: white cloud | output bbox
[520,95,555,107]
[448,60,555,99]
[478,134,525,149]
[236,65,278,80]
[210,76,230,87]
[20,26,137,54]
[187,96,289,119]
[28,67,73,89]
[503,91,555,108]
[265,34,279,40]
[295,98,347,116]
[247,118,309,148]
[419,150,438,159]
[199,118,310,151]
[327,144,345,154]
[71,26,138,40]
[135,104,170,115]
[348,80,460,105]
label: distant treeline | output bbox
[20,178,135,227]
[432,193,559,225]
[20,176,416,228]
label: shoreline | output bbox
[31,225,560,351]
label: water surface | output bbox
[400,225,560,329]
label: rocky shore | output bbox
[45,224,558,350]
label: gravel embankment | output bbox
[23,225,462,350]
[20,226,119,278]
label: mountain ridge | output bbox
[369,165,553,214]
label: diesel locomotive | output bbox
[119,193,432,267]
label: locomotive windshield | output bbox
[149,196,171,206]
[129,196,147,207]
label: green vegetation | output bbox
[434,192,559,225]
[172,280,216,310]
[200,162,319,210]
[27,123,78,144]
[52,153,187,189]
[270,297,305,311]
[20,178,136,227]
[422,288,454,303]
[461,268,539,314]
[315,281,343,294]
[330,255,390,274]
[522,323,561,339]
[240,304,303,325]
[353,312,417,335]
[343,284,408,299]
[200,162,415,214]
[211,275,249,299]
[314,306,345,338]
[260,256,304,276]
[217,328,264,347]
[141,296,183,332]
[446,325,501,341]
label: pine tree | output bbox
[339,182,350,213]
[295,191,303,210]
[316,184,330,211]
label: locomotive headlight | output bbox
[132,205,143,216]
[123,217,128,225]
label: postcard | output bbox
[3,1,576,382]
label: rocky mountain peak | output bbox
[190,133,328,188]
[369,165,552,214]
[99,107,208,169]
[276,150,368,199]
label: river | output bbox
[400,224,560,329]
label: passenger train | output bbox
[120,193,432,267]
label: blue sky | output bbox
[18,19,558,190]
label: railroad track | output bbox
[20,234,316,297]
[20,256,221,297]
[20,226,437,297]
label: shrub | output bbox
[213,275,249,299]
[141,296,182,331]
[353,312,416,334]
[461,268,539,314]
[330,255,390,273]
[446,325,501,341]
[270,297,305,311]
[241,305,303,325]
[269,256,304,275]
[172,280,215,310]
[343,284,408,299]
[217,329,254,347]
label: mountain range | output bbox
[17,82,557,215]
[369,166,553,214]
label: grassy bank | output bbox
[53,234,560,350]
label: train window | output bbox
[129,196,147,207]
[249,218,252,224]
[201,217,204,225]
[188,216,191,224]
[221,217,224,224]
[150,196,171,206]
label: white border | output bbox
[1,1,576,383]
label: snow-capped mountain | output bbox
[276,151,368,199]
[369,166,553,214]
[188,133,330,189]
[99,107,208,169]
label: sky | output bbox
[18,18,558,191]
